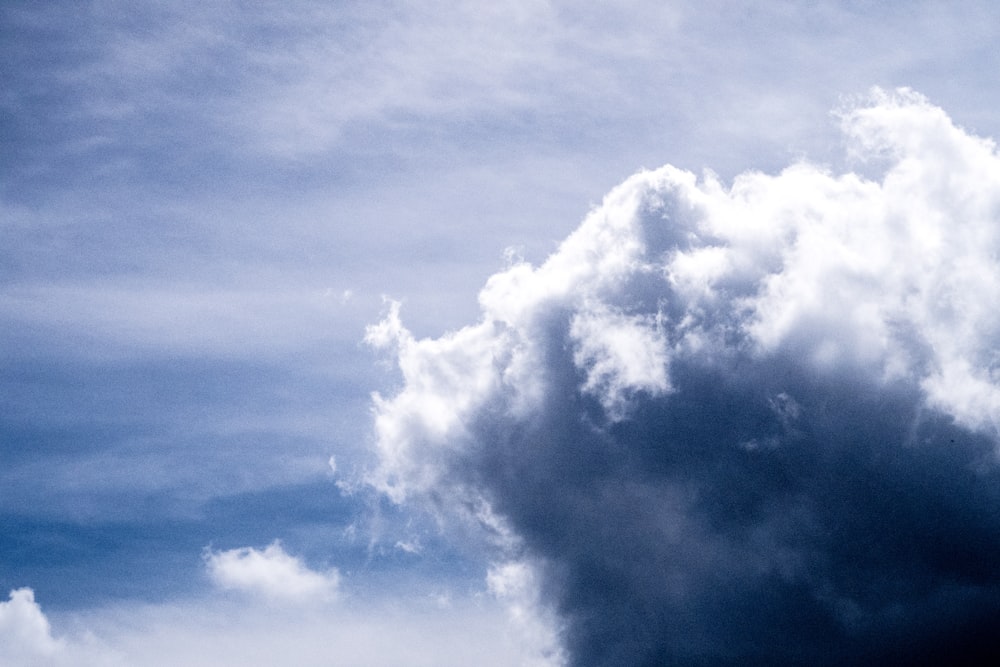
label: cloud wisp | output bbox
[367,89,1000,665]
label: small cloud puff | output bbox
[204,541,339,603]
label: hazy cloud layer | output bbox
[368,89,1000,665]
[0,584,546,667]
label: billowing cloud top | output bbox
[367,89,1000,665]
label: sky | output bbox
[3,1,1000,665]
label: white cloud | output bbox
[570,302,670,417]
[4,581,555,667]
[369,88,1000,506]
[0,588,116,667]
[487,561,566,667]
[366,300,510,503]
[86,595,551,667]
[0,588,64,664]
[204,541,339,603]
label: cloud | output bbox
[204,541,339,602]
[487,560,565,666]
[0,582,553,667]
[81,597,543,667]
[367,88,1000,665]
[0,588,64,663]
[0,588,115,667]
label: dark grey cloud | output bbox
[470,356,1000,665]
[368,90,1000,665]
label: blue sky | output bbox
[4,2,1000,665]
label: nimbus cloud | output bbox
[368,89,1000,665]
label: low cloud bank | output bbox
[0,588,114,667]
[368,89,1000,665]
[0,580,542,667]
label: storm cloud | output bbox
[367,89,1000,665]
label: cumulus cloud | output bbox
[0,588,64,664]
[204,541,339,603]
[0,588,116,667]
[368,89,1000,665]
